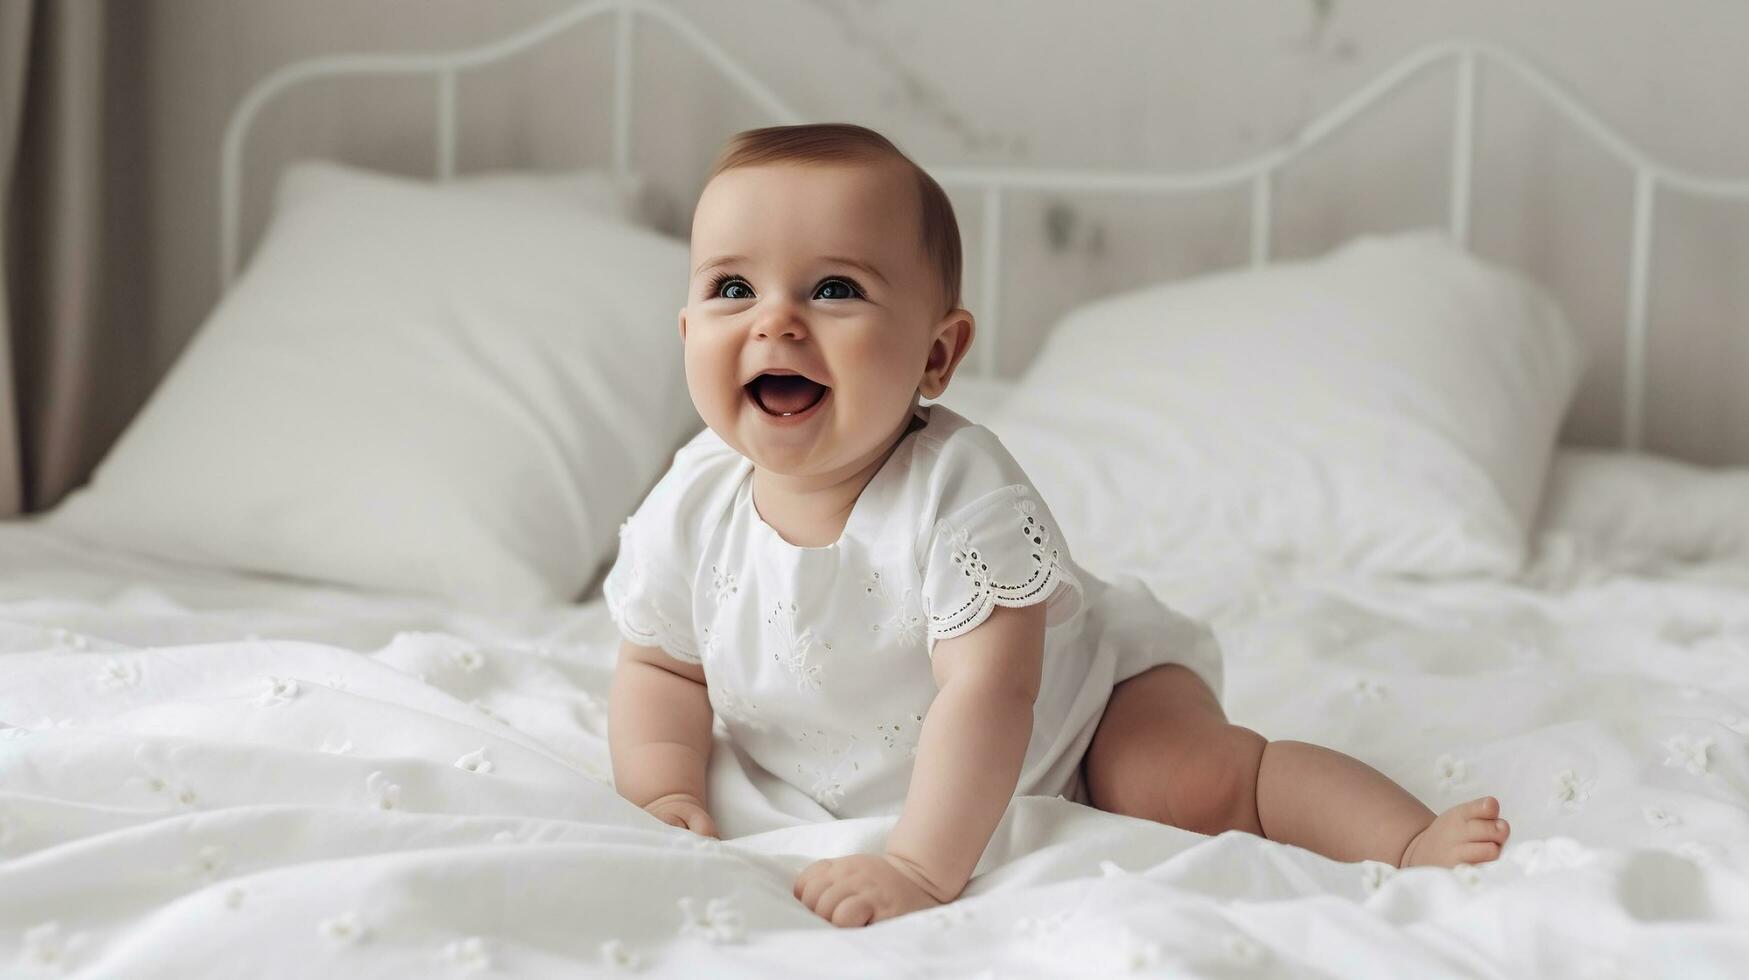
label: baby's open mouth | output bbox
[745,373,830,417]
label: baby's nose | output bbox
[753,309,808,341]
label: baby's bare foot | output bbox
[1398,796,1510,868]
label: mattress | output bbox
[2,513,1748,977]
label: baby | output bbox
[605,123,1511,928]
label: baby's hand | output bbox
[643,791,719,838]
[793,853,947,927]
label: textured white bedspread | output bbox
[2,520,1747,978]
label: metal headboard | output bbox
[220,0,1749,452]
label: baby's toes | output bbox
[1458,796,1500,820]
[1468,816,1510,844]
[1456,839,1504,865]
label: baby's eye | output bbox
[711,275,754,301]
[814,277,863,301]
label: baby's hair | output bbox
[706,123,962,314]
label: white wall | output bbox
[138,0,1749,462]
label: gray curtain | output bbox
[1,0,150,516]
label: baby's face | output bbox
[681,161,966,480]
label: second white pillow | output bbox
[996,231,1585,578]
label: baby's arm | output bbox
[794,601,1045,925]
[608,638,719,837]
[888,600,1045,896]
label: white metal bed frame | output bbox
[219,0,1749,452]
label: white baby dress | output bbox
[603,403,1224,823]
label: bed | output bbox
[4,3,1749,977]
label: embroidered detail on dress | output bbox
[710,564,740,605]
[874,710,926,758]
[794,728,861,810]
[765,600,828,693]
[864,569,925,648]
[928,488,1073,640]
[712,684,770,734]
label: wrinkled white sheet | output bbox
[3,517,1748,978]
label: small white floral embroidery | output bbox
[1350,677,1386,702]
[1451,863,1484,889]
[677,895,744,944]
[452,648,486,673]
[1511,837,1595,874]
[182,845,226,881]
[765,599,827,693]
[132,745,199,809]
[1550,768,1594,812]
[441,936,492,973]
[95,657,141,691]
[600,939,642,971]
[712,685,770,734]
[325,674,349,691]
[1642,804,1682,829]
[927,904,973,929]
[365,770,401,810]
[793,728,861,810]
[864,569,925,649]
[49,627,90,651]
[455,748,494,774]
[947,527,987,592]
[320,737,354,755]
[1435,754,1468,792]
[1359,860,1396,894]
[1661,733,1713,776]
[1012,911,1073,954]
[256,676,300,707]
[873,711,926,758]
[710,564,740,605]
[318,912,369,945]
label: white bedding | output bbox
[3,514,1748,978]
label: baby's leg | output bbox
[1081,664,1509,867]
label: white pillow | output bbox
[994,231,1585,578]
[460,168,658,228]
[1535,448,1749,566]
[51,160,699,612]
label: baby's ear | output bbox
[919,308,975,398]
[677,307,688,343]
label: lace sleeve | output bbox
[920,483,1083,655]
[602,516,700,664]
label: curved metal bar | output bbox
[219,11,1749,449]
[219,0,802,287]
